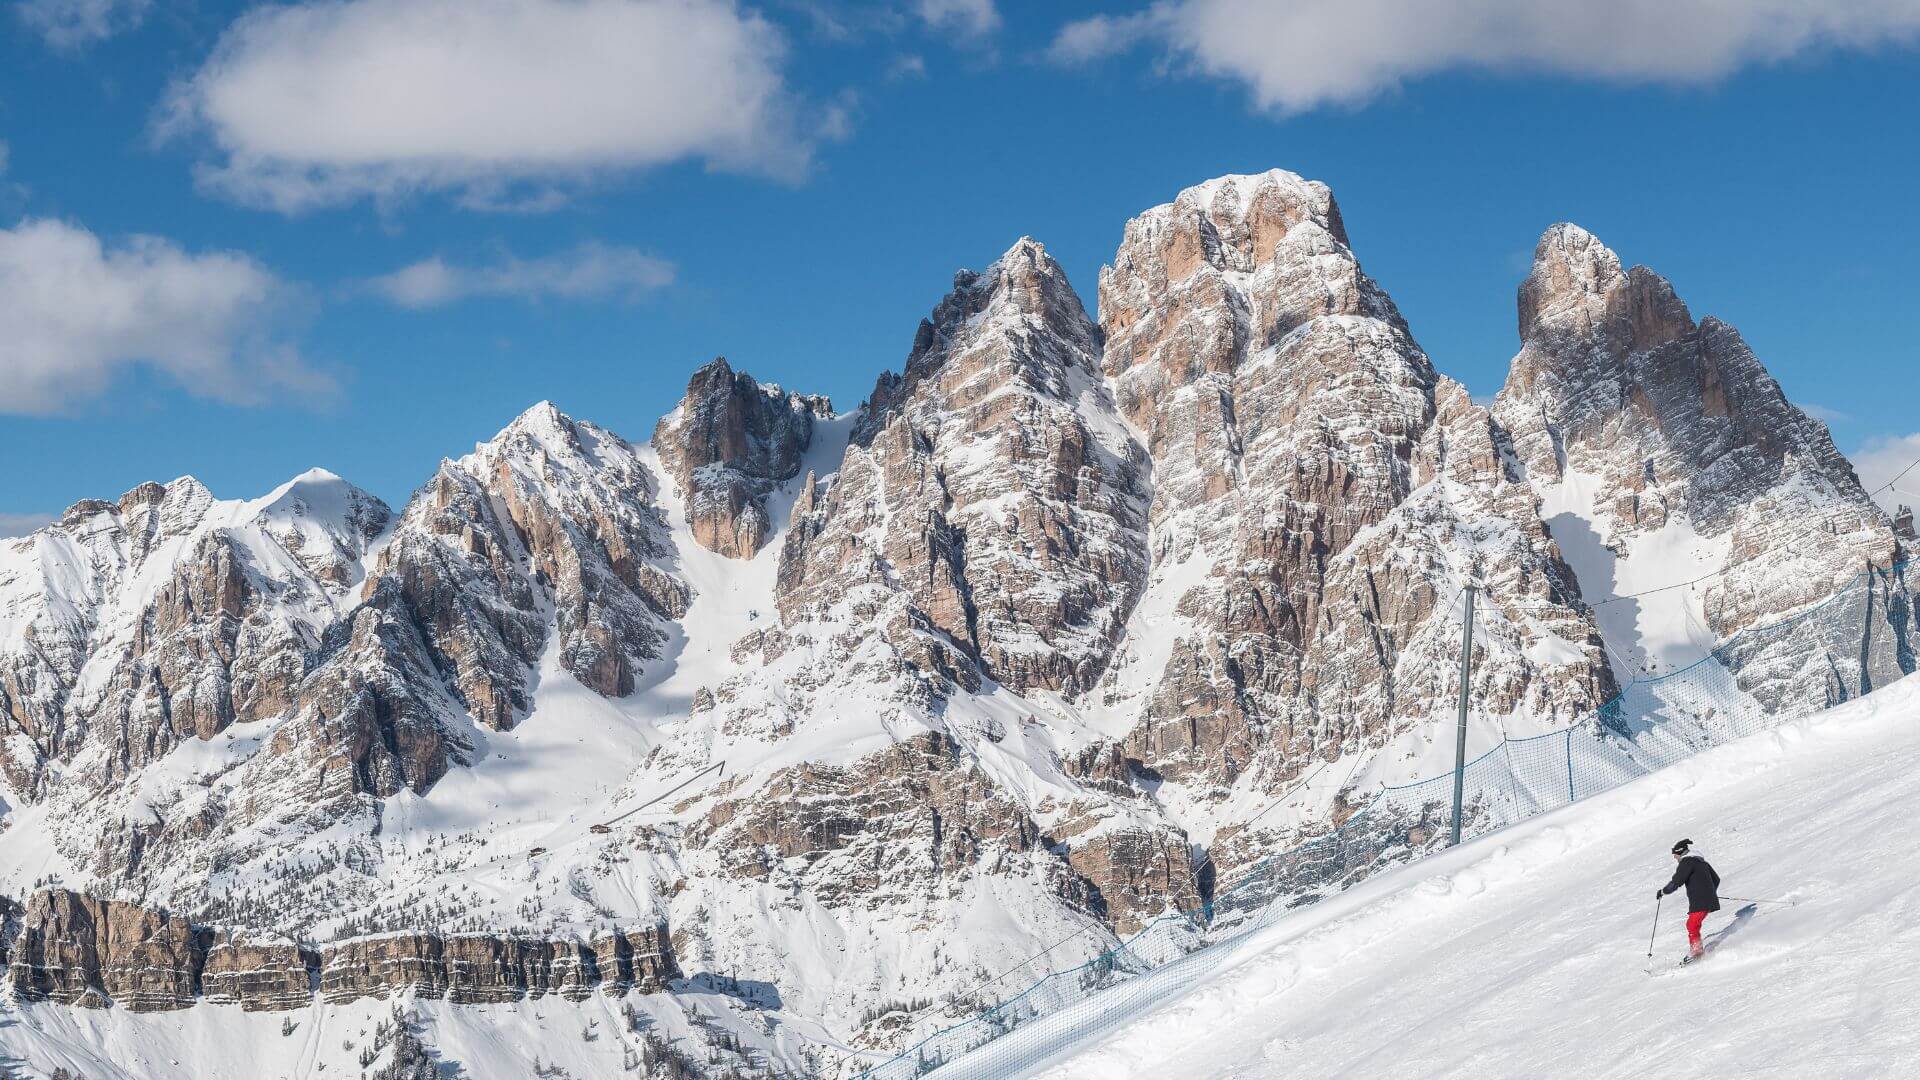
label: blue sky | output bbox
[5,0,1920,531]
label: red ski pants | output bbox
[1686,911,1708,956]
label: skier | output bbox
[1657,838,1722,962]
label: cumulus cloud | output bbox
[14,0,150,47]
[1851,433,1920,516]
[161,0,823,212]
[0,219,331,415]
[1050,0,1920,113]
[916,0,998,39]
[369,243,676,309]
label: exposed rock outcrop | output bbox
[1096,171,1613,824]
[691,732,1198,935]
[2,888,678,1011]
[201,933,319,1011]
[7,889,209,1011]
[1493,224,1911,713]
[0,472,389,798]
[777,238,1151,697]
[369,402,689,724]
[654,357,832,558]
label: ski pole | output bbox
[1646,894,1662,963]
[1720,895,1798,907]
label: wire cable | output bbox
[1866,450,1920,501]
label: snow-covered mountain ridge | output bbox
[0,169,1907,1078]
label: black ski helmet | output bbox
[1671,838,1693,856]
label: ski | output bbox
[1648,955,1704,977]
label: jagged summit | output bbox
[1517,223,1697,358]
[1091,171,1611,880]
[1114,169,1351,280]
[858,236,1103,448]
[1494,224,1906,712]
[780,232,1149,697]
[470,398,596,463]
[653,357,830,558]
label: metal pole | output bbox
[1646,894,1662,970]
[1450,584,1476,846]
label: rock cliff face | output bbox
[1094,172,1613,840]
[654,358,832,559]
[2,888,677,1011]
[689,731,1198,936]
[7,889,209,1011]
[1492,224,1911,713]
[778,238,1150,698]
[201,933,319,1011]
[691,238,1195,949]
[372,402,689,722]
[0,472,389,799]
[315,924,676,1004]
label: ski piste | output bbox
[957,678,1920,1079]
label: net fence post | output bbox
[1451,584,1476,846]
[1565,727,1575,802]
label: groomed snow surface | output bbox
[956,673,1920,1080]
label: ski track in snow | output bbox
[974,673,1920,1080]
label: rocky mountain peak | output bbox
[929,237,1090,339]
[251,468,392,559]
[778,234,1148,696]
[1095,173,1612,866]
[1177,168,1348,265]
[0,467,394,800]
[476,400,597,469]
[1518,223,1694,361]
[861,237,1100,448]
[1494,224,1905,713]
[370,402,686,726]
[653,358,830,559]
[107,476,218,551]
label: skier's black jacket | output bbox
[1662,854,1721,913]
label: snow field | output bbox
[0,984,831,1079]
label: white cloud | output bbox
[887,53,929,80]
[162,0,822,212]
[1851,433,1920,516]
[917,0,998,39]
[1801,403,1855,426]
[1050,0,1920,113]
[369,243,676,309]
[0,219,331,415]
[0,512,54,538]
[14,0,150,47]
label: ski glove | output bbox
[1655,889,1664,899]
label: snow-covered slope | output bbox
[1000,673,1920,1079]
[0,981,833,1079]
